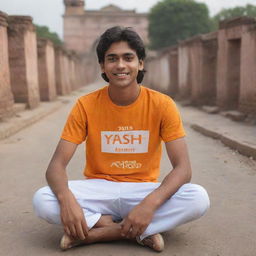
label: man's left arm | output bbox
[121,137,192,238]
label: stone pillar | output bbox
[71,53,79,90]
[240,26,256,114]
[188,36,201,104]
[216,17,256,110]
[69,52,77,90]
[178,41,191,99]
[158,50,170,94]
[149,57,159,91]
[55,46,67,95]
[75,56,83,88]
[0,11,14,119]
[62,50,72,94]
[78,56,86,87]
[79,57,86,86]
[200,32,218,106]
[8,16,40,108]
[37,38,57,101]
[0,11,14,120]
[169,47,179,97]
[190,33,217,106]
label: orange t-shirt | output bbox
[61,85,185,182]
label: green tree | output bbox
[35,25,62,46]
[148,0,212,49]
[212,4,256,30]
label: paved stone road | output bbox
[0,82,255,256]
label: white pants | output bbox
[33,179,210,240]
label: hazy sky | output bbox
[1,0,256,38]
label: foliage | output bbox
[35,25,62,46]
[212,4,256,30]
[148,0,212,49]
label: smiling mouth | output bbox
[113,72,130,77]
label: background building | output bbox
[63,0,148,54]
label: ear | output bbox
[139,59,144,71]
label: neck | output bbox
[108,83,140,106]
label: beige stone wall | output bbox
[189,33,217,106]
[200,33,218,105]
[144,56,158,91]
[158,53,171,94]
[25,26,40,105]
[169,47,179,96]
[178,44,191,99]
[240,26,256,114]
[62,51,72,94]
[37,39,57,101]
[67,52,76,90]
[0,11,14,118]
[54,46,66,95]
[63,6,148,54]
[216,17,256,111]
[8,16,40,109]
[145,16,256,115]
[0,10,90,117]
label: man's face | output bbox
[101,41,144,88]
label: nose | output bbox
[116,59,125,69]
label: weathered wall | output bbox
[54,46,67,95]
[240,25,256,114]
[217,17,256,110]
[178,43,191,99]
[37,38,57,101]
[0,10,91,120]
[8,16,40,109]
[189,33,217,106]
[200,33,218,106]
[63,4,148,54]
[145,16,256,116]
[169,47,179,96]
[0,11,14,119]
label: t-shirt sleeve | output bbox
[160,97,186,142]
[61,99,87,144]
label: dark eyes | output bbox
[107,57,116,62]
[106,56,134,62]
[125,56,134,61]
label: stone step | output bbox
[221,110,247,122]
[201,105,220,114]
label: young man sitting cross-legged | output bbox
[33,26,210,252]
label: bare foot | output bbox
[60,217,124,250]
[136,233,165,252]
[60,215,164,252]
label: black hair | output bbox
[96,26,146,83]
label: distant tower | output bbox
[64,0,85,15]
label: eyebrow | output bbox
[106,52,135,58]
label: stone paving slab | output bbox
[0,101,64,140]
[179,105,256,160]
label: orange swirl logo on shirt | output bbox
[111,161,142,169]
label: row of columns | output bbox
[0,11,87,119]
[145,17,256,115]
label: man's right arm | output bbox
[46,139,88,240]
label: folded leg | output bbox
[32,179,122,228]
[119,183,210,240]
